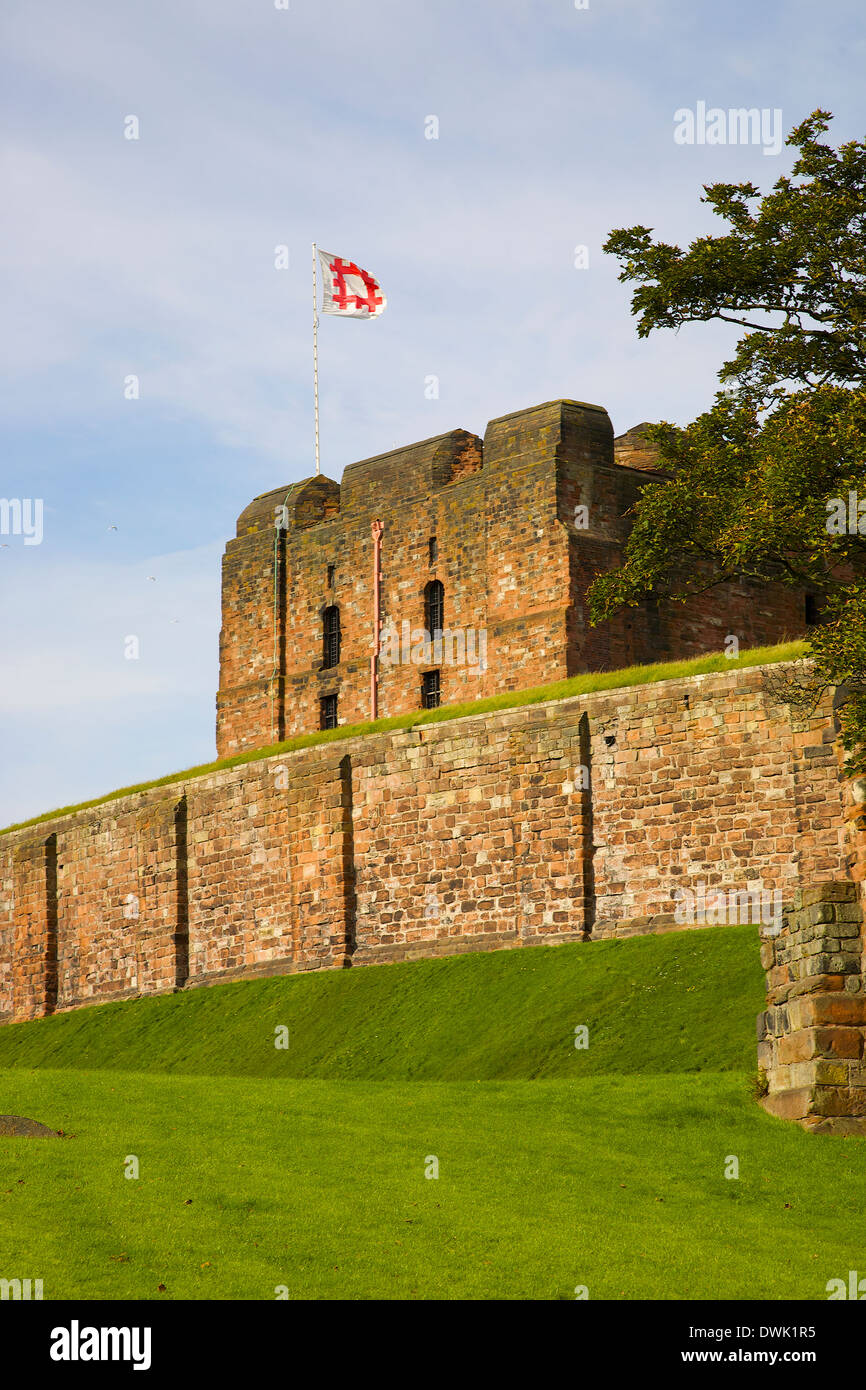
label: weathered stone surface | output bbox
[216,399,807,755]
[758,882,866,1133]
[612,423,665,474]
[0,662,855,1024]
[761,1088,815,1122]
[803,1114,866,1136]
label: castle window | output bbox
[425,579,444,637]
[805,593,820,627]
[322,605,341,668]
[421,670,440,709]
[327,563,335,589]
[320,694,338,729]
[428,536,438,566]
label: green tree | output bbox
[590,111,866,771]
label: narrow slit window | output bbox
[421,670,441,709]
[428,536,438,565]
[320,694,338,729]
[425,580,444,637]
[323,605,341,668]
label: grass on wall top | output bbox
[0,639,807,835]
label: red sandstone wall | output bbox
[184,750,352,985]
[5,835,57,1020]
[0,841,14,1016]
[0,663,851,1024]
[217,400,808,759]
[349,712,590,964]
[217,452,496,754]
[588,667,844,934]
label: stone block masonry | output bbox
[758,883,866,1135]
[0,660,853,1028]
[217,400,808,756]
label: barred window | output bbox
[424,580,444,637]
[323,605,341,668]
[421,670,441,709]
[320,694,338,729]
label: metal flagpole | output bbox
[312,242,320,476]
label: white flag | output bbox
[317,249,386,319]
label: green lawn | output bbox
[0,928,764,1079]
[1,924,862,1301]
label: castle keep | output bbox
[3,398,866,1132]
[217,399,807,755]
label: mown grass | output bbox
[0,640,806,835]
[0,927,764,1078]
[0,1070,862,1301]
[1,923,864,1301]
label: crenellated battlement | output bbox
[216,399,808,758]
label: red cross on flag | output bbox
[316,249,387,319]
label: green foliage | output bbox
[604,111,866,407]
[595,111,866,770]
[752,1068,770,1101]
[590,390,866,608]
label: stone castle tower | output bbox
[216,398,807,757]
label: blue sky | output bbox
[2,0,864,825]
